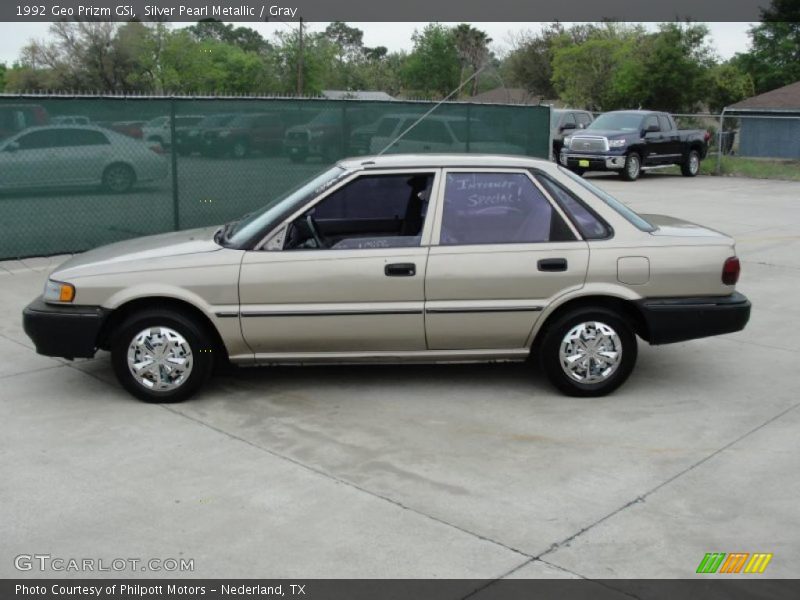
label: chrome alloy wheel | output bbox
[559,321,623,384]
[127,327,194,391]
[626,154,640,179]
[689,152,700,174]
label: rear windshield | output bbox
[558,167,656,232]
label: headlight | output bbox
[43,280,75,303]
[309,130,325,139]
[564,136,572,148]
[608,139,627,148]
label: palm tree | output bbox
[453,24,492,96]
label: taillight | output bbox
[149,144,165,155]
[722,257,740,285]
[704,130,711,142]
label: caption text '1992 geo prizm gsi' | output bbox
[23,154,751,402]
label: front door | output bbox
[239,169,438,355]
[424,170,590,350]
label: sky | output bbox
[0,21,755,66]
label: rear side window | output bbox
[657,115,671,131]
[65,129,109,146]
[536,174,611,240]
[440,172,575,245]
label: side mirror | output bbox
[560,122,577,131]
[5,141,19,152]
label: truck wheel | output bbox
[681,150,700,177]
[620,152,641,181]
[538,307,637,397]
[111,308,214,403]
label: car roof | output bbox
[15,125,109,132]
[339,153,557,172]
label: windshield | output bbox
[558,167,655,232]
[225,166,348,247]
[587,113,643,132]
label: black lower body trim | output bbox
[636,292,751,345]
[22,297,110,359]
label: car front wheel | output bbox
[620,152,641,181]
[111,309,214,403]
[538,307,637,397]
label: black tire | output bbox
[538,307,637,397]
[111,309,214,403]
[619,152,641,181]
[681,149,701,177]
[102,163,136,193]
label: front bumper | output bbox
[636,292,751,345]
[561,152,626,171]
[22,297,110,359]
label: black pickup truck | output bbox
[560,110,710,181]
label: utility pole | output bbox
[296,17,304,96]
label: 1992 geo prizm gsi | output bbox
[23,154,751,402]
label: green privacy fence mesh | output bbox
[0,95,550,259]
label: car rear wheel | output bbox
[620,152,641,181]
[102,163,136,193]
[681,150,701,177]
[538,307,637,397]
[111,309,214,403]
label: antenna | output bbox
[377,63,489,156]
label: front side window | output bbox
[644,115,660,132]
[15,130,60,150]
[284,172,434,250]
[440,172,575,246]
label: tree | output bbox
[705,62,755,112]
[452,24,491,96]
[187,20,270,54]
[610,23,714,112]
[503,23,566,99]
[733,0,800,93]
[402,24,460,98]
[274,28,338,95]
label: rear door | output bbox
[424,169,589,350]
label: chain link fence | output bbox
[0,95,551,259]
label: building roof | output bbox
[728,80,800,111]
[467,87,549,105]
[322,90,395,101]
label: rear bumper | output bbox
[636,292,751,345]
[22,297,110,359]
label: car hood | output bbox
[643,214,732,241]
[52,227,222,279]
[573,129,636,139]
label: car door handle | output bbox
[538,258,568,272]
[385,263,416,277]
